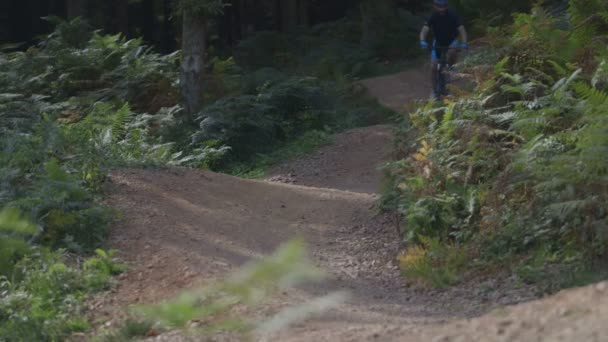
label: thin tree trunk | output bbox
[180,9,206,117]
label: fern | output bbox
[0,208,38,276]
[110,103,133,141]
[573,82,608,106]
[439,103,456,138]
[599,11,608,24]
[551,68,582,94]
[490,111,519,124]
[494,56,510,74]
[547,60,568,77]
[526,66,556,84]
[591,60,608,88]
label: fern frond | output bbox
[591,60,608,89]
[490,111,518,124]
[544,199,593,221]
[501,82,536,96]
[111,103,133,141]
[494,57,510,74]
[573,82,608,106]
[500,72,523,84]
[547,60,567,77]
[551,68,582,94]
[526,66,555,85]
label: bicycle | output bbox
[430,45,461,100]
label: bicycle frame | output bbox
[432,46,459,100]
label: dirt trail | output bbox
[360,68,430,112]
[100,67,606,341]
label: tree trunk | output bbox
[66,0,86,18]
[180,9,206,117]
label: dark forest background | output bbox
[2,0,433,51]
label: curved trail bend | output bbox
[101,68,607,341]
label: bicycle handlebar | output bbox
[429,46,461,51]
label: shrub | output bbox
[0,208,124,342]
[399,236,468,288]
[384,2,608,290]
[192,76,333,165]
[0,208,37,277]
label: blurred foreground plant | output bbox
[133,239,347,339]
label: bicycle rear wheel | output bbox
[435,67,447,99]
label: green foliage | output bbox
[384,2,608,290]
[404,192,477,244]
[192,74,390,169]
[0,19,178,340]
[0,10,395,342]
[359,3,423,59]
[96,319,157,342]
[83,249,128,291]
[230,130,331,179]
[1,21,179,111]
[0,250,124,341]
[0,208,124,342]
[0,208,38,277]
[399,236,468,288]
[235,11,420,81]
[0,19,209,250]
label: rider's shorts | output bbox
[431,40,459,61]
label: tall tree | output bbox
[178,0,225,117]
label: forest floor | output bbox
[93,67,607,341]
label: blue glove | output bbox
[420,41,429,49]
[460,42,469,50]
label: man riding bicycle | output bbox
[419,0,468,98]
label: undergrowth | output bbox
[0,14,397,339]
[384,2,608,292]
[0,208,124,342]
[229,129,332,179]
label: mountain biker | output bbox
[419,0,468,98]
